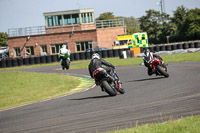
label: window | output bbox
[72,14,80,24]
[14,47,21,57]
[51,43,68,54]
[41,45,47,54]
[81,13,87,23]
[54,15,63,26]
[64,15,71,25]
[26,46,34,55]
[47,16,54,27]
[76,41,93,52]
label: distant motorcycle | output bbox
[60,53,70,70]
[93,67,125,96]
[149,57,169,78]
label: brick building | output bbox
[8,9,126,58]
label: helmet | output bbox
[144,49,150,56]
[62,45,66,49]
[92,53,100,59]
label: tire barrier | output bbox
[34,57,40,64]
[149,47,154,52]
[194,42,200,48]
[97,51,102,58]
[171,44,177,50]
[0,60,6,68]
[79,52,85,60]
[183,43,189,49]
[140,47,144,53]
[189,42,195,48]
[29,57,35,65]
[166,45,172,51]
[154,46,160,52]
[17,58,23,66]
[46,55,52,63]
[74,53,80,61]
[6,59,12,67]
[102,50,108,58]
[40,56,46,64]
[51,55,58,62]
[70,53,74,61]
[85,52,91,59]
[12,59,18,67]
[177,44,183,49]
[113,49,119,57]
[159,45,166,51]
[23,58,29,65]
[107,50,113,58]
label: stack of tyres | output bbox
[159,45,165,51]
[107,50,113,58]
[171,44,177,50]
[149,47,154,52]
[113,49,119,57]
[154,45,160,52]
[189,42,195,48]
[102,50,107,58]
[79,52,85,60]
[29,57,35,65]
[23,58,29,65]
[51,55,58,62]
[0,60,6,68]
[85,52,91,59]
[183,43,189,49]
[70,53,74,61]
[40,56,46,64]
[177,44,183,49]
[34,57,40,64]
[46,55,52,63]
[195,42,200,48]
[166,45,172,51]
[17,58,23,66]
[12,59,18,67]
[6,59,12,67]
[74,53,80,61]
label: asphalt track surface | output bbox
[0,62,200,133]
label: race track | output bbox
[0,62,200,133]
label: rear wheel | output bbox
[156,65,169,78]
[101,80,117,96]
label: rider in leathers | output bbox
[89,53,115,79]
[143,49,163,76]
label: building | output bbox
[8,9,126,58]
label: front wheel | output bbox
[156,65,169,78]
[101,80,117,96]
[66,60,70,70]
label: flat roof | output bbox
[43,8,95,16]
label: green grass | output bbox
[0,71,80,110]
[107,115,200,133]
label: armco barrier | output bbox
[0,60,6,68]
[40,56,46,64]
[17,58,23,66]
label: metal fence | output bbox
[8,19,125,37]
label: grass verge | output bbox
[0,71,80,110]
[107,115,200,133]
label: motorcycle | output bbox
[60,53,70,70]
[93,67,125,96]
[149,57,169,78]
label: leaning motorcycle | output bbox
[93,67,125,96]
[60,53,70,70]
[149,57,169,78]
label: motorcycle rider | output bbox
[58,45,70,69]
[143,49,163,75]
[89,53,115,79]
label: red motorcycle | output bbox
[149,57,169,78]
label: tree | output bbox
[0,32,8,47]
[95,12,115,20]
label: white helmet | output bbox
[62,45,66,49]
[92,53,100,59]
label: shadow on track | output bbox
[127,77,165,82]
[69,95,110,100]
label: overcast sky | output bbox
[0,0,199,33]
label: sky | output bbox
[0,0,199,33]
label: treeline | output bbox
[96,6,200,44]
